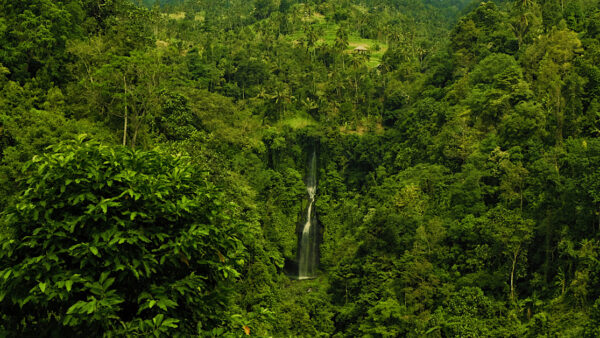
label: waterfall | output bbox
[298,150,318,279]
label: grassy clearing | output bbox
[164,12,186,20]
[276,114,318,130]
[339,118,384,135]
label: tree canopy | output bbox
[2,0,600,335]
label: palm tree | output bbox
[334,27,349,51]
[511,0,540,47]
[304,24,320,60]
[348,54,368,105]
[335,27,349,70]
[269,84,294,118]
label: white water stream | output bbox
[298,150,317,279]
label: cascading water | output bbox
[298,150,318,279]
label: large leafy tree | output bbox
[0,137,246,336]
[0,0,85,85]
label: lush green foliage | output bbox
[2,0,600,336]
[0,137,245,335]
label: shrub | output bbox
[0,136,245,336]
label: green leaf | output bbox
[85,300,96,314]
[39,282,47,293]
[65,280,73,292]
[153,314,164,325]
[99,271,110,283]
[2,269,12,280]
[425,326,441,334]
[161,318,179,328]
[90,246,99,256]
[103,277,115,289]
[67,301,82,314]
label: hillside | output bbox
[2,0,600,336]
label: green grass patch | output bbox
[276,113,318,130]
[163,11,186,20]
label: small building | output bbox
[353,46,369,55]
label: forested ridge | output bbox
[1,0,600,336]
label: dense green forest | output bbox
[1,0,600,336]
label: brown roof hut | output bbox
[353,46,369,54]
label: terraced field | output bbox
[288,13,388,68]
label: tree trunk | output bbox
[519,181,524,212]
[132,123,139,150]
[354,75,359,105]
[511,245,520,301]
[131,108,143,150]
[122,75,128,147]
